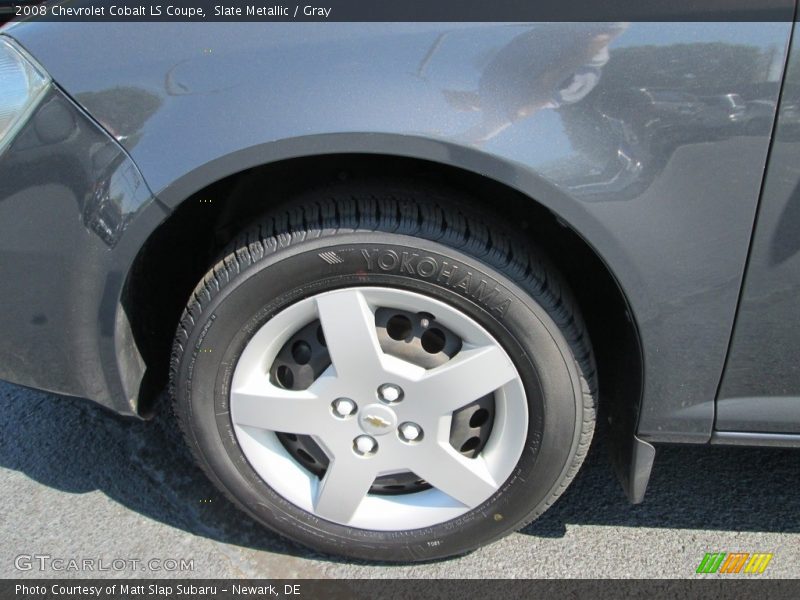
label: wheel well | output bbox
[124,154,642,434]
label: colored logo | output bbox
[364,415,391,428]
[696,552,773,574]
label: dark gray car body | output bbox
[2,19,799,500]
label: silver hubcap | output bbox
[230,287,528,530]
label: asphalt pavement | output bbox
[1,380,798,579]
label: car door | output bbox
[716,23,800,436]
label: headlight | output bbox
[0,36,50,155]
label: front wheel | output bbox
[170,183,596,561]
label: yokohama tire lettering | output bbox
[361,249,511,319]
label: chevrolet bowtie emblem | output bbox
[364,415,391,428]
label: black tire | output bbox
[170,181,597,562]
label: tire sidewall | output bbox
[174,232,585,561]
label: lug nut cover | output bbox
[353,435,378,456]
[378,383,403,403]
[399,422,423,442]
[332,397,357,417]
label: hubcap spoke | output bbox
[413,445,498,508]
[316,289,384,377]
[231,381,327,435]
[413,345,517,415]
[313,456,376,523]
